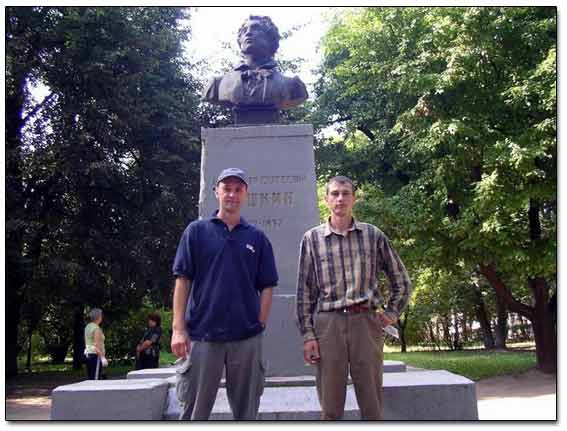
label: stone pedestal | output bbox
[200,124,319,376]
[162,370,478,420]
[51,379,169,420]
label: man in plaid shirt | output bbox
[296,176,411,420]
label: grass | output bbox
[15,346,537,382]
[15,351,179,379]
[384,350,536,381]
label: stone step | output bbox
[164,370,478,420]
[50,379,169,420]
[126,360,407,383]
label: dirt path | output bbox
[5,369,557,421]
[475,368,557,420]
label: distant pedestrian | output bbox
[84,308,108,380]
[136,312,163,370]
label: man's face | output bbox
[215,177,248,214]
[325,181,356,218]
[238,19,272,59]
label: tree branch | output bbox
[22,92,56,126]
[356,123,375,141]
[478,263,535,320]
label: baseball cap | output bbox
[216,168,248,187]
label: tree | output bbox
[315,7,556,371]
[6,6,202,375]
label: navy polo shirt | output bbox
[172,213,278,342]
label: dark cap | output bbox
[216,168,248,187]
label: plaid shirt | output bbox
[296,219,412,342]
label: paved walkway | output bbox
[5,369,557,421]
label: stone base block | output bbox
[50,379,169,420]
[164,370,477,420]
[127,360,407,382]
[127,367,177,380]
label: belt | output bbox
[329,302,371,314]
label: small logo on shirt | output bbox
[246,244,255,253]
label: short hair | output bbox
[88,308,103,322]
[325,176,356,195]
[237,15,280,57]
[148,312,161,327]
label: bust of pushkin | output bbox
[202,15,308,125]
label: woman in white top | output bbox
[84,308,108,379]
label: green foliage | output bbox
[315,4,555,337]
[5,6,202,374]
[315,7,555,368]
[103,302,171,361]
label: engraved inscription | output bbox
[247,192,294,208]
[249,218,284,230]
[248,175,307,185]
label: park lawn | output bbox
[384,350,537,381]
[17,349,536,382]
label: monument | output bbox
[203,15,308,125]
[200,15,318,376]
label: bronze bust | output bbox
[203,15,308,124]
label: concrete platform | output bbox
[164,370,478,420]
[126,360,407,382]
[50,379,169,420]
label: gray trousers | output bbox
[176,332,265,420]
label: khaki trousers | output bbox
[314,311,384,420]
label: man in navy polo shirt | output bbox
[171,167,278,420]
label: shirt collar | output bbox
[210,210,250,229]
[324,217,361,237]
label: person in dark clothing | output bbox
[136,313,162,370]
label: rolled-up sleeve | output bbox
[378,234,412,321]
[295,233,318,342]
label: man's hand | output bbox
[303,339,320,365]
[171,329,191,359]
[377,312,395,327]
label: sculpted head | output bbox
[237,15,280,59]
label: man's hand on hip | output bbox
[377,312,395,327]
[171,329,191,358]
[303,339,320,365]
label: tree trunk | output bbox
[427,322,438,350]
[471,282,495,349]
[72,306,86,370]
[399,311,407,353]
[529,277,556,373]
[441,317,452,350]
[478,198,556,373]
[6,290,23,378]
[494,296,508,349]
[5,67,27,380]
[453,313,461,350]
[26,325,33,372]
[461,313,469,345]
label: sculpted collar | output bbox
[235,61,277,81]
